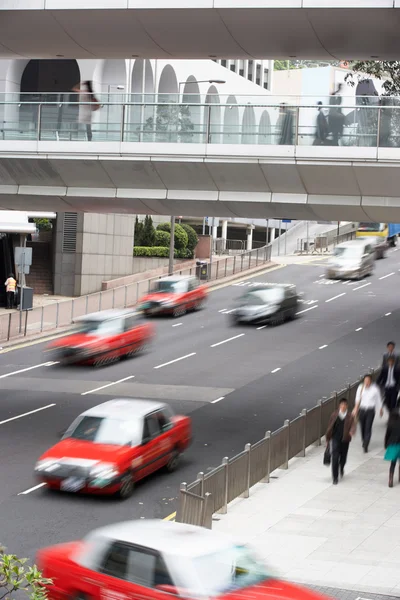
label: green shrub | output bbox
[141,215,156,247]
[155,229,171,247]
[175,248,193,259]
[181,224,198,253]
[33,218,52,231]
[156,222,188,250]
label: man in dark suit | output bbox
[377,355,400,412]
[382,341,399,368]
[326,398,355,485]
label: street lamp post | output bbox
[168,215,175,276]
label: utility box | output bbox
[196,260,209,280]
[18,286,33,311]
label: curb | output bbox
[0,261,279,353]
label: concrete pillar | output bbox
[212,223,218,239]
[269,227,276,242]
[246,225,254,251]
[221,219,228,251]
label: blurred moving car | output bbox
[326,240,375,280]
[139,276,207,317]
[34,399,191,499]
[37,520,333,600]
[47,309,154,366]
[356,235,388,259]
[231,284,299,326]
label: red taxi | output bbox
[47,309,154,366]
[37,520,333,600]
[34,399,191,499]
[139,276,207,318]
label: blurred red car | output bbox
[34,399,191,499]
[139,276,207,318]
[47,309,154,366]
[37,520,333,600]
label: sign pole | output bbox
[285,222,287,255]
[19,251,25,334]
[278,220,281,256]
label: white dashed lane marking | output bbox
[379,272,395,280]
[325,293,346,303]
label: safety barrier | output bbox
[0,244,271,344]
[176,369,378,527]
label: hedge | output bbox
[134,246,193,259]
[155,230,171,247]
[156,222,188,250]
[181,223,198,253]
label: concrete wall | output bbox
[101,259,196,291]
[54,212,135,297]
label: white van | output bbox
[326,240,375,280]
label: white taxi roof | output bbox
[87,519,232,558]
[74,309,136,323]
[81,399,166,420]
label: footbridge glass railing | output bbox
[0,97,398,149]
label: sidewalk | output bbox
[213,418,400,597]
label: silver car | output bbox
[326,240,375,280]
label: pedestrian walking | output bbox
[382,341,399,368]
[326,398,355,485]
[313,102,329,146]
[328,83,345,146]
[72,80,100,141]
[384,408,400,487]
[277,103,294,145]
[4,273,16,309]
[353,374,383,453]
[377,355,400,413]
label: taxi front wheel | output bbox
[166,449,181,472]
[117,473,134,500]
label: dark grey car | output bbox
[231,284,299,327]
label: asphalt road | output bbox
[1,250,400,560]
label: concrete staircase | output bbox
[25,241,53,295]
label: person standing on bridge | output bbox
[326,398,355,485]
[4,272,16,309]
[72,80,100,142]
[353,374,383,453]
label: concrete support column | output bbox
[212,223,218,240]
[221,219,228,251]
[246,225,254,251]
[269,227,276,243]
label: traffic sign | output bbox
[15,247,32,267]
[282,219,292,223]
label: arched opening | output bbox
[130,59,155,141]
[204,85,221,143]
[19,59,80,140]
[156,65,179,142]
[223,96,239,144]
[100,59,126,138]
[182,76,201,143]
[259,110,271,144]
[242,106,256,144]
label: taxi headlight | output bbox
[90,463,119,480]
[35,459,60,473]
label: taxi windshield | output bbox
[241,288,283,305]
[153,280,188,294]
[192,545,270,596]
[64,416,141,446]
[333,246,363,259]
[74,319,122,336]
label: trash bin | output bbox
[196,260,209,280]
[17,285,33,310]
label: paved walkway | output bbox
[213,417,400,597]
[0,294,69,315]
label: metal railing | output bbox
[296,229,356,254]
[176,368,378,527]
[0,244,271,344]
[1,100,400,149]
[213,238,246,255]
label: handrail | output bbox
[177,367,379,527]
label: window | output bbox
[256,78,260,85]
[221,60,227,67]
[188,278,198,291]
[124,314,143,331]
[230,64,236,72]
[358,222,384,232]
[64,416,142,446]
[241,287,283,305]
[102,542,130,579]
[101,544,174,589]
[75,318,124,337]
[143,413,161,442]
[155,410,173,433]
[239,69,244,77]
[153,280,188,294]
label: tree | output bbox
[156,222,188,250]
[142,104,194,143]
[0,545,52,600]
[134,216,144,247]
[345,61,400,96]
[33,218,52,231]
[141,215,156,247]
[180,224,198,255]
[155,229,171,247]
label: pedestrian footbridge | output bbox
[1,98,400,221]
[1,1,400,60]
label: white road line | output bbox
[211,334,245,348]
[0,362,55,380]
[211,396,225,404]
[296,305,318,315]
[154,353,196,369]
[353,283,371,291]
[218,309,227,313]
[172,323,183,327]
[271,368,281,374]
[356,327,363,332]
[81,375,135,395]
[325,293,346,303]
[18,483,46,496]
[385,312,392,317]
[379,272,395,280]
[224,309,236,314]
[0,404,56,426]
[319,345,328,349]
[257,325,267,330]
